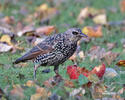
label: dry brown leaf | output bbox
[107,43,116,50]
[77,7,105,24]
[30,93,42,100]
[88,46,105,61]
[116,60,125,67]
[82,26,103,37]
[64,80,75,88]
[104,51,119,65]
[77,7,89,24]
[10,84,25,99]
[2,16,15,25]
[35,3,58,22]
[31,87,51,100]
[24,14,34,23]
[93,14,107,25]
[69,52,77,62]
[120,0,125,13]
[17,27,35,37]
[36,26,56,36]
[36,87,51,96]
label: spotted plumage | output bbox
[14,28,88,79]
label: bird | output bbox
[13,28,88,79]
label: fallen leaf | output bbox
[70,87,83,96]
[77,7,105,24]
[69,52,77,62]
[36,3,48,12]
[88,7,105,17]
[2,16,15,25]
[17,27,35,37]
[88,46,106,61]
[36,87,51,97]
[82,26,103,37]
[104,51,119,65]
[107,42,116,50]
[93,14,107,25]
[64,80,75,88]
[36,26,56,36]
[78,51,85,60]
[116,60,125,67]
[67,65,80,79]
[0,26,14,37]
[30,93,42,100]
[104,68,118,78]
[90,63,106,78]
[120,0,125,13]
[0,43,12,52]
[31,87,51,100]
[35,3,58,23]
[77,7,89,24]
[0,35,12,45]
[10,84,25,99]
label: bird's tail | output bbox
[13,57,26,64]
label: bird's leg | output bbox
[33,65,39,80]
[54,65,59,76]
[53,65,63,82]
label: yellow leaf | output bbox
[82,27,89,35]
[82,26,103,37]
[37,3,48,11]
[0,35,12,45]
[77,7,89,24]
[93,14,107,25]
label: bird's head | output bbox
[65,28,88,42]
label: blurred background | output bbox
[0,0,125,99]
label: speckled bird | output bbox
[14,28,88,79]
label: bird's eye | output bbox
[72,31,78,35]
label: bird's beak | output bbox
[80,32,88,38]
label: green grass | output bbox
[0,0,125,99]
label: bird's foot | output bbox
[53,74,63,83]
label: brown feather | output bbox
[14,43,54,64]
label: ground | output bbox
[0,0,125,100]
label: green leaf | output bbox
[78,74,89,85]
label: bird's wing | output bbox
[14,42,54,64]
[23,43,54,60]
